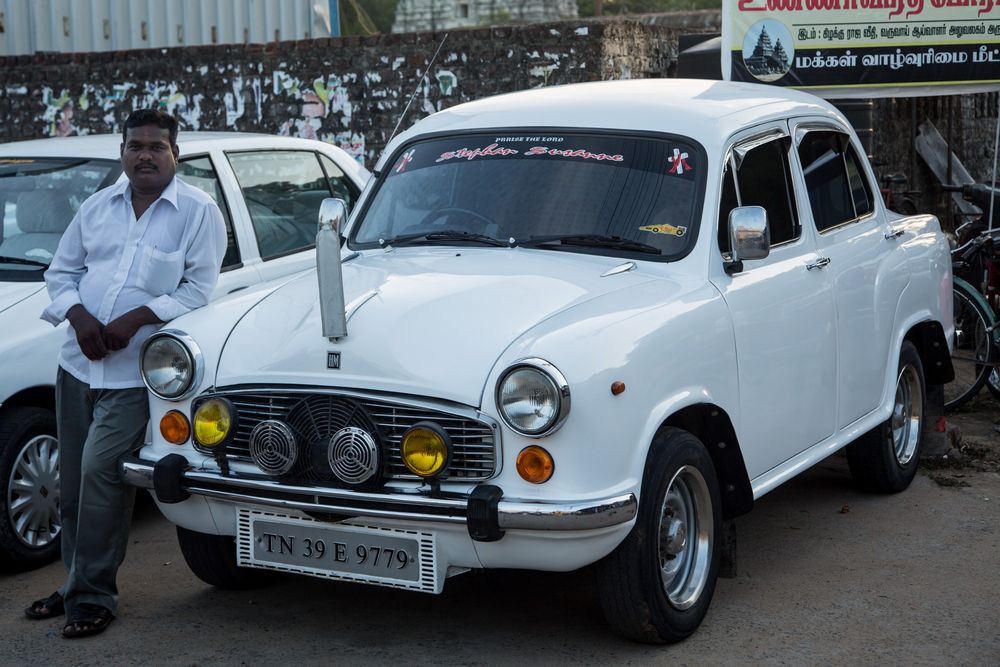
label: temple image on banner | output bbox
[743,21,793,82]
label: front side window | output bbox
[351,133,705,262]
[176,156,241,270]
[798,130,874,232]
[718,136,799,253]
[318,153,359,211]
[227,150,334,260]
[0,158,120,281]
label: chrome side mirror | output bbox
[725,206,770,275]
[318,198,347,235]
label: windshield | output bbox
[0,157,120,281]
[350,132,704,261]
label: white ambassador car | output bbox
[123,80,953,643]
[0,132,369,570]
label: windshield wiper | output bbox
[0,255,48,267]
[378,229,508,248]
[517,234,662,255]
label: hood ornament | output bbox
[317,198,349,340]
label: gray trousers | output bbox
[56,368,148,619]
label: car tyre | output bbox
[176,526,270,589]
[595,427,721,644]
[847,341,925,493]
[0,407,61,571]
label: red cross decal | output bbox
[667,148,692,175]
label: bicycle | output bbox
[943,182,1000,410]
[880,173,919,215]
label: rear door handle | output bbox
[885,228,905,240]
[228,285,250,294]
[806,257,831,271]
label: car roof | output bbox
[0,131,344,160]
[379,79,845,169]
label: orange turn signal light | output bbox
[516,446,554,484]
[160,410,191,445]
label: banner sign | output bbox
[723,0,1000,98]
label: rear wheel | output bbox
[0,407,61,571]
[176,526,270,589]
[847,341,925,493]
[595,428,721,643]
[945,282,995,411]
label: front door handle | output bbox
[885,228,905,240]
[228,285,250,294]
[806,257,831,271]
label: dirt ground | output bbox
[0,400,997,665]
[928,390,1000,485]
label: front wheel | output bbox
[0,407,61,571]
[176,526,270,589]
[847,341,925,493]
[595,428,721,643]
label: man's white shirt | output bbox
[42,176,226,388]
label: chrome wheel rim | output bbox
[7,434,60,548]
[892,364,923,466]
[657,465,713,610]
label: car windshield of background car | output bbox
[0,158,121,280]
[351,133,704,262]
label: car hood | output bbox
[0,282,45,315]
[215,248,655,405]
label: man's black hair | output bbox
[122,109,179,145]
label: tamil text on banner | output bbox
[722,0,1000,98]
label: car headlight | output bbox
[495,359,571,437]
[141,331,203,400]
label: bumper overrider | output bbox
[121,454,637,542]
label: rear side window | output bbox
[797,130,874,232]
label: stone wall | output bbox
[0,17,680,167]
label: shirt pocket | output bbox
[137,244,185,296]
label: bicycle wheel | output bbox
[945,282,996,411]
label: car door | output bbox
[224,149,360,284]
[175,154,261,296]
[710,123,838,480]
[788,121,909,429]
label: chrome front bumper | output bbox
[121,455,637,536]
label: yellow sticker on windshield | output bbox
[0,159,36,164]
[639,224,687,237]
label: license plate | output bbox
[236,508,438,592]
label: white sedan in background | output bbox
[0,132,369,570]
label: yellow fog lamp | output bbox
[192,398,234,449]
[401,421,452,478]
[160,410,191,445]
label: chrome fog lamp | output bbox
[496,359,571,437]
[141,331,203,400]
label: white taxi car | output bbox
[0,133,369,570]
[123,80,953,642]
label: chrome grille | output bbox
[205,390,497,481]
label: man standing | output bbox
[24,109,226,638]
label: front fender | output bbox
[480,277,739,504]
